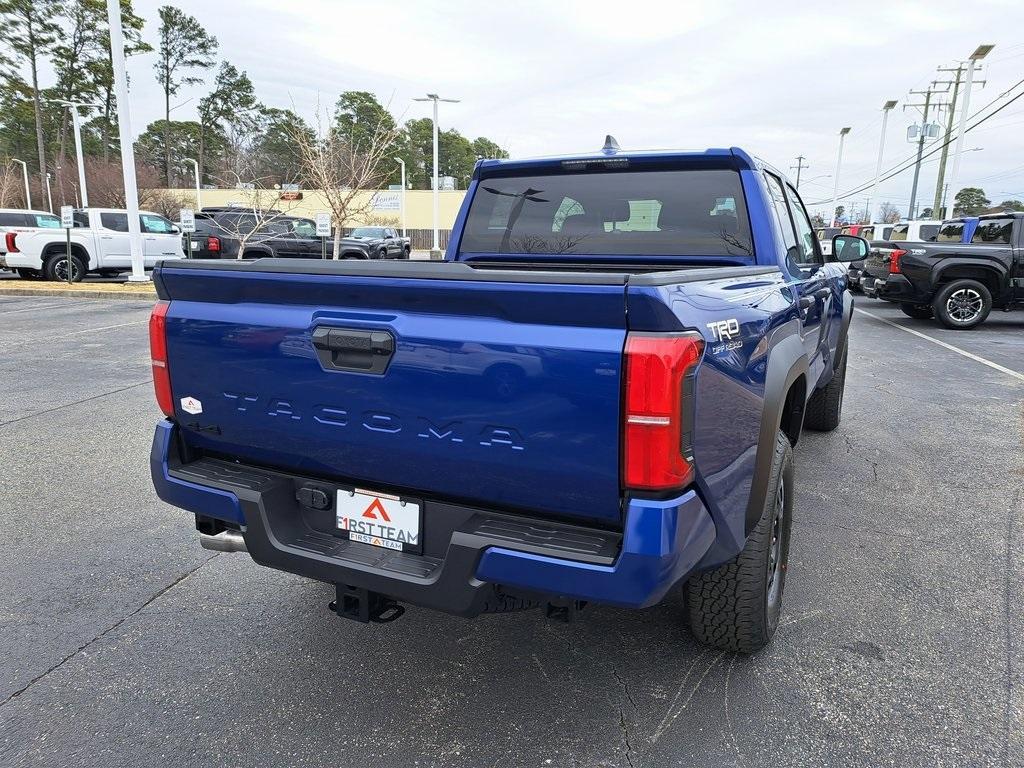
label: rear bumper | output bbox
[150,421,717,615]
[866,273,926,303]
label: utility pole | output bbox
[790,155,808,188]
[905,84,944,220]
[931,65,965,218]
[947,45,994,218]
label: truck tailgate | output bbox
[157,261,628,524]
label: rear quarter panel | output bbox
[627,269,799,564]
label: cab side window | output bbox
[141,214,175,234]
[100,212,129,232]
[764,173,799,264]
[784,184,821,267]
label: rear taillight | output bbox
[888,248,907,274]
[5,232,18,253]
[623,333,704,492]
[207,236,220,252]
[149,300,174,417]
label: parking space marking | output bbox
[855,308,1024,384]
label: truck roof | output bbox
[475,145,766,175]
[978,211,1024,219]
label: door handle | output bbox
[813,288,832,300]
[798,296,815,310]
[312,327,394,374]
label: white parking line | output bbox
[855,308,1024,384]
[0,301,70,315]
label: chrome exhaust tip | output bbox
[199,530,248,553]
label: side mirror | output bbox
[831,234,869,263]
[171,225,181,234]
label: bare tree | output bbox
[291,106,400,259]
[0,161,27,207]
[878,202,901,224]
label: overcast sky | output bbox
[112,0,1024,216]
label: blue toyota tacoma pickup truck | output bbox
[149,141,866,653]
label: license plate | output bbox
[336,488,421,553]
[190,240,200,249]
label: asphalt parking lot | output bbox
[0,294,1021,768]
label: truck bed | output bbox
[155,258,777,526]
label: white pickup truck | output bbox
[0,207,184,281]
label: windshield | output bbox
[351,227,385,238]
[459,168,753,258]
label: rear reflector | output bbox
[5,232,18,253]
[623,332,704,492]
[888,248,907,274]
[149,300,174,417]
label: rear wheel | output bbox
[43,253,86,282]
[403,246,411,259]
[803,342,847,431]
[687,430,793,653]
[899,302,933,319]
[931,279,991,330]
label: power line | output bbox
[808,78,1024,205]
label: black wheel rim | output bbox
[54,259,79,281]
[767,477,786,605]
[946,288,982,323]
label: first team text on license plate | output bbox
[336,488,421,553]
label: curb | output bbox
[0,286,156,301]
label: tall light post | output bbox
[868,100,897,223]
[946,44,994,216]
[11,158,30,209]
[47,100,102,207]
[45,173,53,212]
[183,157,201,209]
[830,127,851,226]
[394,156,406,237]
[413,93,459,259]
[106,0,147,282]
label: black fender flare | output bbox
[933,259,1008,291]
[744,328,808,534]
[836,289,853,370]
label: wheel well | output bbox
[342,250,368,259]
[779,374,806,446]
[935,266,1001,294]
[42,243,89,264]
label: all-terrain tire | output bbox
[42,252,86,282]
[803,342,847,431]
[899,302,933,319]
[686,430,794,653]
[931,278,992,330]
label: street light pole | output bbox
[183,157,201,208]
[106,0,147,282]
[394,157,406,237]
[11,158,30,209]
[47,101,102,207]
[414,93,459,259]
[45,173,53,212]
[946,44,994,217]
[868,100,897,223]
[830,127,851,226]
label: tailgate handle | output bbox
[312,327,394,374]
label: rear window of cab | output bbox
[460,168,753,258]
